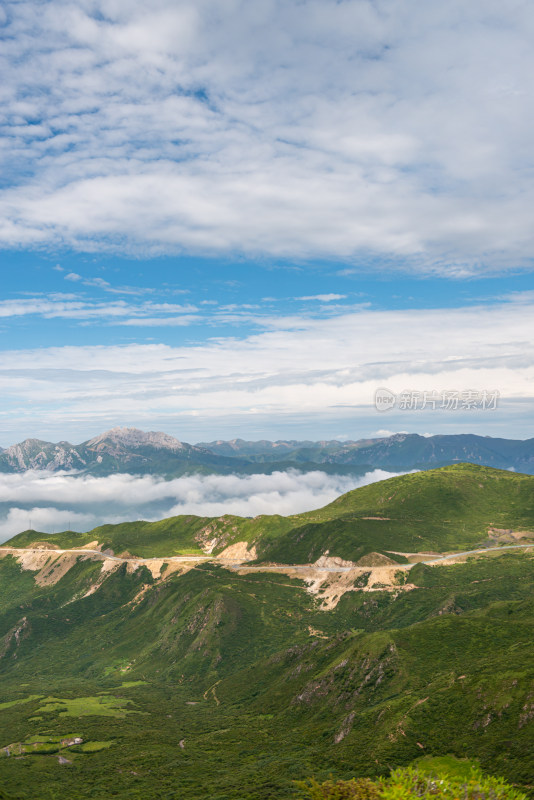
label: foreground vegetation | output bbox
[297,765,528,800]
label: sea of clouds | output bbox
[0,468,407,543]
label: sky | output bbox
[1,0,534,446]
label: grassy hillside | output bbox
[4,512,297,558]
[7,464,533,563]
[315,463,534,521]
[6,516,214,556]
[0,544,533,799]
[260,464,534,562]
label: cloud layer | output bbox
[2,0,534,270]
[0,468,403,542]
[1,295,533,442]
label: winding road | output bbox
[0,542,532,573]
[420,543,534,565]
[0,546,213,565]
[231,543,534,572]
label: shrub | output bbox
[296,767,527,800]
[295,777,381,800]
[381,766,527,800]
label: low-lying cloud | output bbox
[0,468,407,543]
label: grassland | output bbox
[36,695,137,718]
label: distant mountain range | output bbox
[200,432,534,472]
[0,427,250,477]
[1,426,534,476]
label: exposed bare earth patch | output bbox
[81,559,121,598]
[303,564,414,610]
[232,556,415,609]
[1,536,532,611]
[195,517,243,554]
[0,616,30,659]
[356,552,398,567]
[0,548,86,586]
[29,541,60,550]
[37,553,83,587]
[0,547,208,595]
[313,554,354,569]
[488,527,534,543]
[218,541,257,561]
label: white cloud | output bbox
[63,272,155,295]
[0,297,533,441]
[1,1,534,270]
[1,507,95,541]
[0,296,198,322]
[299,294,347,302]
[0,468,405,543]
[83,277,110,289]
[117,315,200,326]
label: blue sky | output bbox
[1,0,533,445]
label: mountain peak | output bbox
[85,427,187,451]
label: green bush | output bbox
[295,777,381,800]
[381,766,527,800]
[296,767,527,800]
[0,789,26,800]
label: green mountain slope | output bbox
[259,464,534,563]
[7,464,534,563]
[0,465,533,799]
[0,552,532,799]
